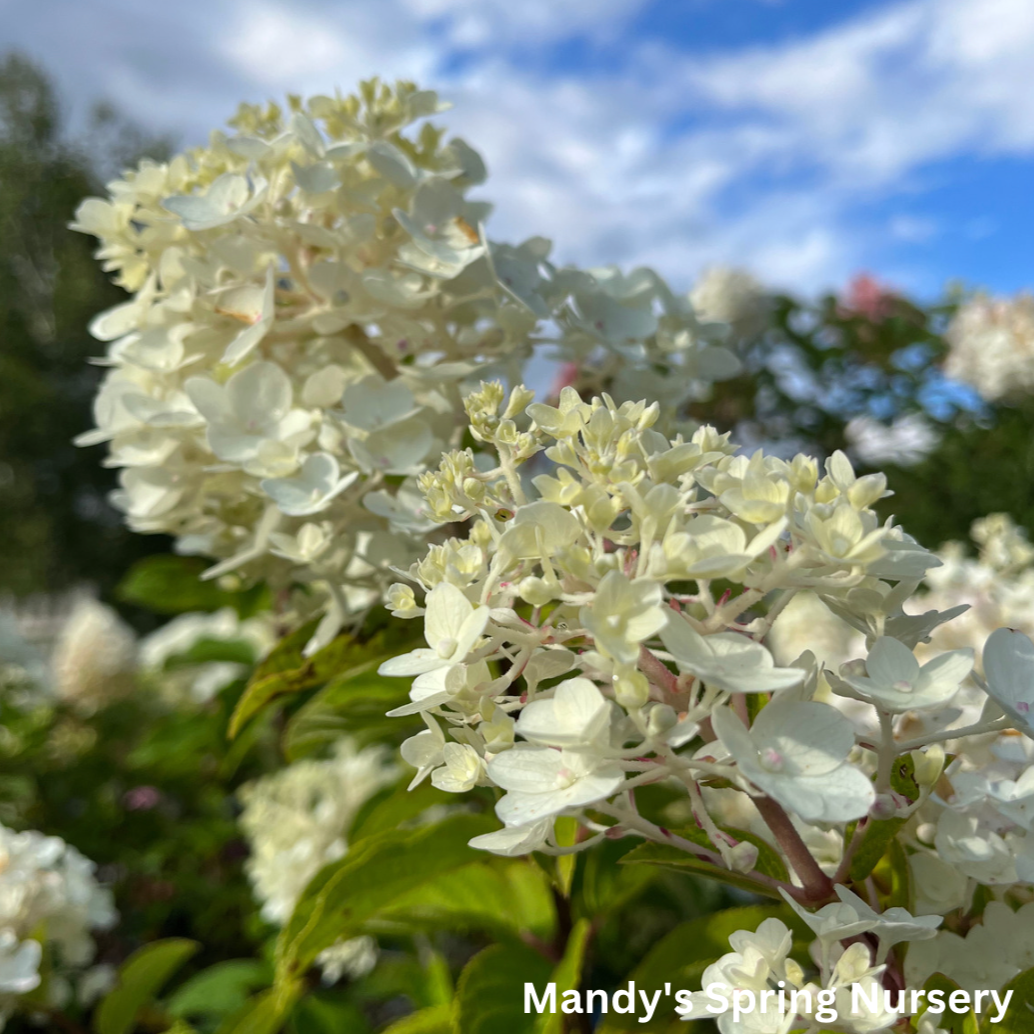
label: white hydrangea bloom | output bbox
[0,824,116,1025]
[237,737,395,982]
[945,292,1034,401]
[73,84,739,653]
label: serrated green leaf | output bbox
[276,813,494,978]
[996,966,1034,1034]
[377,859,556,941]
[230,625,405,739]
[378,1006,453,1034]
[283,673,412,760]
[94,938,199,1034]
[349,777,452,842]
[453,943,554,1034]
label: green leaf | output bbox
[276,813,494,977]
[230,624,404,739]
[891,754,920,803]
[116,555,266,616]
[379,1005,452,1034]
[288,994,370,1034]
[214,985,303,1034]
[283,673,413,760]
[537,919,592,1034]
[166,960,271,1022]
[94,938,200,1034]
[348,778,453,842]
[996,965,1034,1034]
[453,942,554,1034]
[873,837,913,910]
[848,816,907,882]
[553,816,578,897]
[377,859,556,942]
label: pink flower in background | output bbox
[840,273,899,322]
[123,786,162,811]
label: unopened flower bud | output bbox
[870,793,899,820]
[912,745,945,788]
[646,703,678,737]
[519,576,556,607]
[614,670,650,710]
[727,840,759,874]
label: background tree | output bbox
[0,52,171,602]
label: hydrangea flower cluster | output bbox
[944,291,1034,401]
[72,82,739,652]
[237,737,395,982]
[680,903,940,1034]
[374,384,1034,1027]
[0,823,116,1027]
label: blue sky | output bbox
[3,0,1033,297]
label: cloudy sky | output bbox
[4,0,1034,296]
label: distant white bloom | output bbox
[238,738,394,982]
[50,594,137,711]
[689,265,770,338]
[0,823,116,1023]
[845,414,938,468]
[945,293,1034,402]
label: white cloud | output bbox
[6,0,1034,293]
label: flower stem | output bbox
[754,795,834,902]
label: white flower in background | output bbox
[845,414,938,468]
[139,607,276,703]
[711,702,875,823]
[238,737,395,924]
[689,265,771,338]
[0,824,116,1024]
[945,292,1034,402]
[50,594,137,712]
[238,737,395,981]
[834,636,973,712]
[908,853,968,916]
[261,454,359,517]
[906,901,1034,993]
